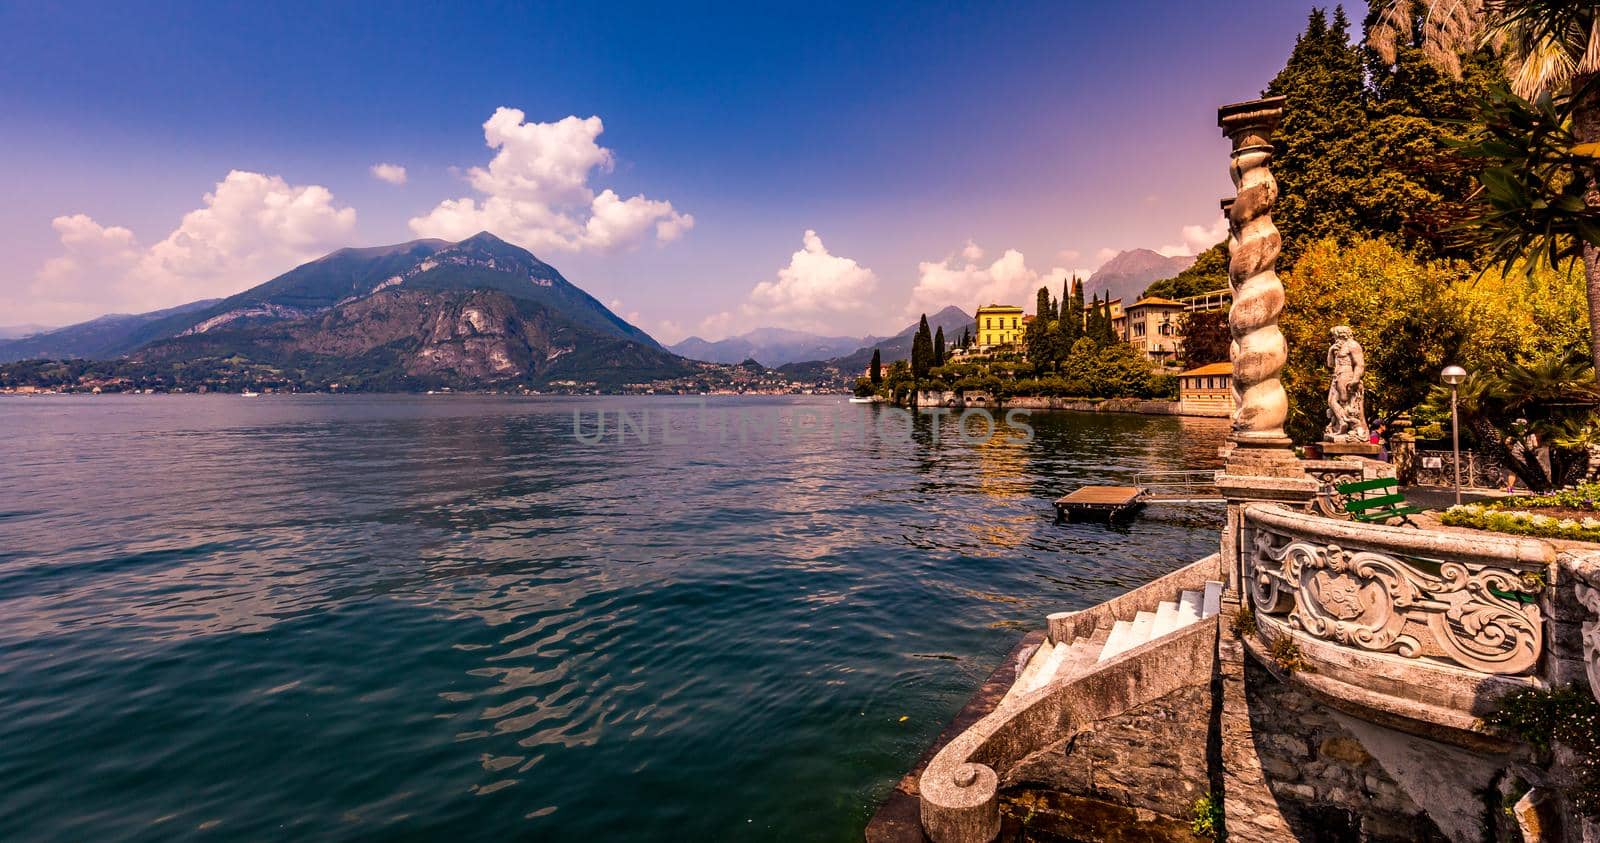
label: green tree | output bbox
[934,326,946,366]
[1280,237,1471,441]
[869,348,882,386]
[1179,309,1231,367]
[1369,0,1600,371]
[1144,244,1229,300]
[1422,353,1599,491]
[1025,286,1054,364]
[1265,7,1370,266]
[911,314,933,380]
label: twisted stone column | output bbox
[1219,97,1299,473]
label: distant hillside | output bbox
[779,306,972,381]
[3,232,702,389]
[1084,249,1196,305]
[0,300,219,363]
[119,231,661,355]
[0,323,55,340]
[669,327,869,367]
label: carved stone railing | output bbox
[1567,555,1600,701]
[1242,504,1552,676]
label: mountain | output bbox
[1083,249,1197,305]
[669,327,870,367]
[5,232,699,389]
[0,300,220,363]
[779,306,973,381]
[119,231,662,354]
[0,323,55,340]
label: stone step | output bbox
[1098,619,1136,661]
[1151,600,1181,638]
[1028,641,1072,692]
[1201,580,1224,619]
[1055,637,1099,682]
[1009,639,1055,698]
[1176,589,1203,626]
[1129,610,1157,647]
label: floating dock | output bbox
[1054,486,1146,521]
[1055,474,1226,522]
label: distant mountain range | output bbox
[1,232,695,388]
[1082,249,1197,305]
[669,327,879,367]
[778,306,973,381]
[0,300,219,363]
[0,323,56,340]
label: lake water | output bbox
[0,395,1228,842]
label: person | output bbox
[1371,422,1389,462]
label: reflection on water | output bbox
[0,395,1228,842]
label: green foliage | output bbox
[1190,793,1224,839]
[852,377,874,398]
[869,348,882,386]
[1455,84,1600,273]
[1499,481,1600,511]
[1265,7,1494,266]
[1179,309,1231,368]
[934,326,946,367]
[1441,504,1600,543]
[1148,373,1179,400]
[1422,352,1599,490]
[1230,605,1258,638]
[1143,243,1229,301]
[1025,286,1055,367]
[1484,685,1600,817]
[1269,636,1309,674]
[1280,238,1470,441]
[911,315,933,380]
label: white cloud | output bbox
[370,163,408,185]
[906,243,1070,319]
[1095,247,1119,264]
[21,170,357,322]
[746,230,877,327]
[679,230,877,341]
[1157,214,1229,258]
[653,319,689,345]
[408,108,692,253]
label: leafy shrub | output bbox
[1191,793,1224,839]
[1442,503,1600,543]
[1485,686,1600,817]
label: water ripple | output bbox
[0,394,1227,842]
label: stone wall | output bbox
[1001,681,1215,839]
[1218,635,1455,843]
[913,390,1188,416]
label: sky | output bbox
[0,0,1363,342]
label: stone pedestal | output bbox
[1321,441,1381,458]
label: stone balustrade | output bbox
[1242,503,1551,676]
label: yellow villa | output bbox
[975,303,1024,350]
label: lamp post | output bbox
[1441,365,1467,506]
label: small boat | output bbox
[240,390,260,397]
[848,396,878,404]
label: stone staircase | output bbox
[1004,580,1224,703]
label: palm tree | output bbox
[1368,1,1600,371]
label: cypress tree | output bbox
[1026,286,1053,364]
[870,348,882,385]
[1066,278,1085,344]
[1264,7,1367,266]
[911,314,933,379]
[934,326,946,366]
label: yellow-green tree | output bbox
[1280,237,1591,442]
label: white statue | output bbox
[1325,325,1369,443]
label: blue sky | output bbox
[0,1,1358,340]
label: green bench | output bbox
[1335,477,1424,526]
